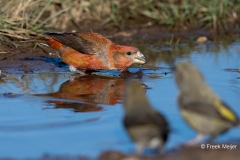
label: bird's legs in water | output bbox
[69,65,86,75]
[69,65,86,81]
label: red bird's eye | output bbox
[127,52,132,55]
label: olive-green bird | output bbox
[174,62,240,144]
[123,80,169,154]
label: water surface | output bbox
[1,35,240,159]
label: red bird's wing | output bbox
[45,32,112,55]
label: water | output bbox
[1,36,240,159]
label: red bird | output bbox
[35,32,146,74]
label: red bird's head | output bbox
[110,44,147,71]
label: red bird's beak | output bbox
[133,51,147,64]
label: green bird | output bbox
[123,80,169,154]
[174,62,240,144]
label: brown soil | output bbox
[98,144,240,160]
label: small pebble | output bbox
[197,36,207,44]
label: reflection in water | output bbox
[36,75,125,104]
[35,74,142,112]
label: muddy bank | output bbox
[4,144,239,160]
[0,26,238,75]
[99,144,240,160]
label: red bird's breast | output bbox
[59,47,111,70]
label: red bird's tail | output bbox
[21,38,63,50]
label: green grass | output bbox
[0,0,70,48]
[0,0,240,47]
